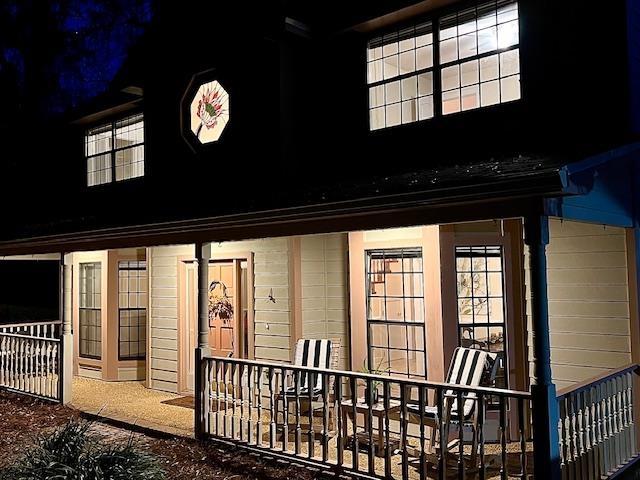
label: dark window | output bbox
[455,245,508,400]
[366,248,426,380]
[367,0,520,129]
[118,260,147,360]
[79,263,101,359]
[85,113,144,186]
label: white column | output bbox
[195,242,211,438]
[61,253,74,404]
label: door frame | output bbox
[177,252,255,395]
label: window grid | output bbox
[366,248,427,381]
[440,0,520,114]
[118,260,147,361]
[455,245,508,406]
[367,0,520,130]
[85,113,144,187]
[368,23,435,130]
[79,263,102,360]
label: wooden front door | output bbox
[208,261,240,358]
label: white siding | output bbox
[148,244,193,392]
[210,238,294,363]
[300,233,350,370]
[526,219,631,390]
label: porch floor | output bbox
[71,377,194,437]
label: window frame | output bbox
[454,244,509,406]
[85,111,145,187]
[366,0,521,130]
[365,247,427,380]
[117,260,148,361]
[79,262,102,360]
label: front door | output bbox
[208,261,239,358]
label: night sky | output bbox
[0,0,152,123]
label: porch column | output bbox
[60,253,73,404]
[195,242,211,439]
[524,215,561,479]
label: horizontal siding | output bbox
[210,238,293,363]
[148,244,193,393]
[300,233,350,370]
[527,219,631,389]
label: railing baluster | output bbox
[437,386,446,480]
[478,393,486,480]
[336,374,344,472]
[322,372,329,463]
[499,395,507,480]
[383,380,391,480]
[350,376,358,471]
[457,390,465,480]
[308,371,314,459]
[269,366,276,449]
[419,384,426,478]
[247,364,253,445]
[281,366,288,452]
[518,397,527,479]
[402,384,409,480]
[366,377,374,475]
[257,365,263,447]
[295,369,301,455]
[239,363,244,443]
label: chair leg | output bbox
[470,424,478,467]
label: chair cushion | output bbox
[294,339,332,391]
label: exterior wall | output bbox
[210,238,294,363]
[526,219,632,390]
[148,244,194,392]
[299,233,350,370]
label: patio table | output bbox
[340,397,401,457]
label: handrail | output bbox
[0,332,61,342]
[556,363,640,399]
[0,320,61,329]
[204,354,532,399]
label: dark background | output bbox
[0,1,637,243]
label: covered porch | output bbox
[2,148,640,478]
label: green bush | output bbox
[0,420,166,480]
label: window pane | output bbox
[500,48,520,77]
[418,96,434,120]
[415,45,433,70]
[480,55,499,82]
[481,80,501,106]
[370,107,385,130]
[442,89,461,114]
[399,50,415,74]
[383,55,399,79]
[385,103,401,127]
[460,60,479,87]
[368,60,383,84]
[385,81,401,104]
[441,65,460,91]
[402,100,418,124]
[461,85,480,111]
[497,20,519,49]
[501,74,521,102]
[401,76,417,100]
[440,38,458,64]
[417,72,433,96]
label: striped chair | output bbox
[278,338,341,431]
[286,339,333,396]
[406,347,500,467]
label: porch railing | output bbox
[201,355,532,480]
[557,364,640,480]
[0,321,62,401]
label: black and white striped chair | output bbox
[406,347,500,467]
[285,339,333,397]
[277,338,341,431]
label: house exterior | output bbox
[1,1,640,479]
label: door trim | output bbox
[177,252,255,395]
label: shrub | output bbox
[0,420,166,480]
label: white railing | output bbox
[201,355,533,480]
[557,364,640,480]
[0,322,62,401]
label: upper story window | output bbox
[85,113,145,187]
[367,0,520,130]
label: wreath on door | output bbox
[208,280,234,325]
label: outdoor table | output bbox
[340,397,401,457]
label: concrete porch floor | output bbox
[71,377,194,437]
